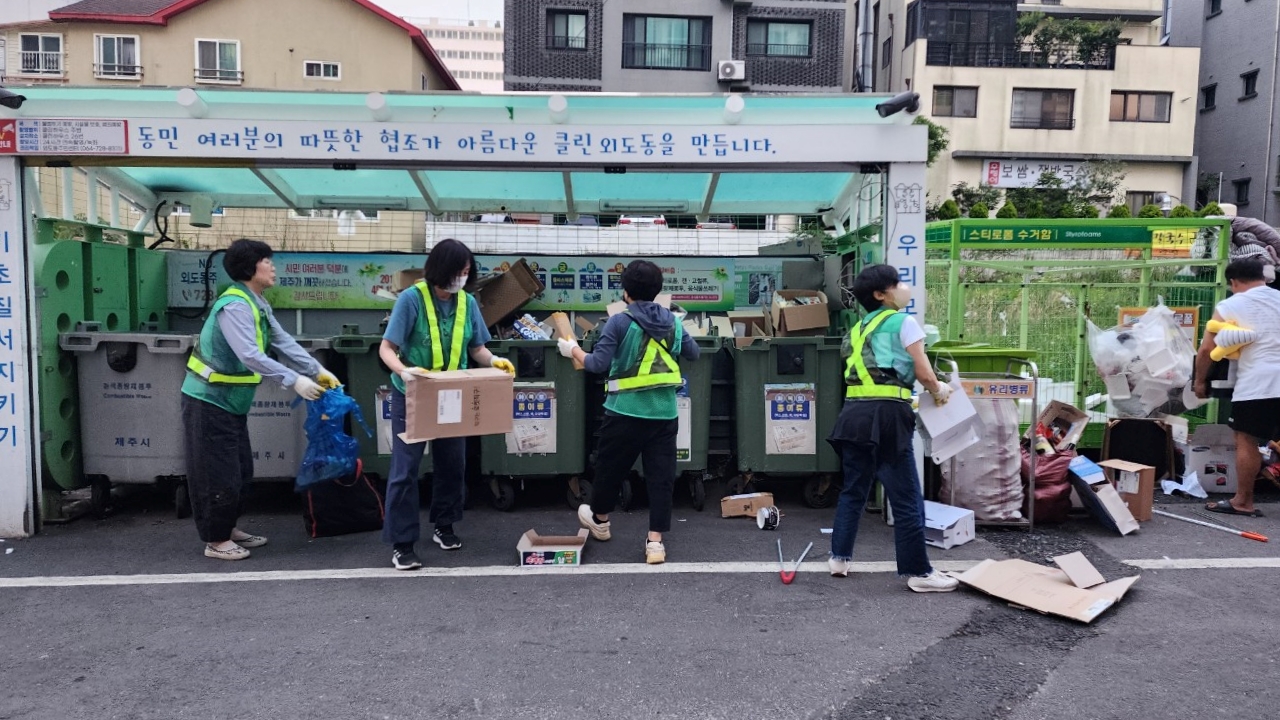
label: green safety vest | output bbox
[606,312,683,394]
[186,285,269,386]
[844,308,913,401]
[390,283,473,393]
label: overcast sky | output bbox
[370,0,504,23]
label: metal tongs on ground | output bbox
[776,538,814,585]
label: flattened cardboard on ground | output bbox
[400,368,514,443]
[924,500,976,549]
[1188,424,1238,494]
[721,492,775,518]
[770,290,829,337]
[954,554,1139,623]
[1067,456,1140,535]
[1098,459,1155,522]
[1027,400,1089,451]
[517,529,588,567]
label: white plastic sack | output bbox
[1087,300,1196,418]
[939,398,1024,521]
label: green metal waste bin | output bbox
[732,336,844,507]
[927,342,1037,374]
[331,333,431,482]
[479,339,587,511]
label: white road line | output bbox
[0,557,1273,589]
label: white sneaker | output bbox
[645,540,666,565]
[828,557,850,577]
[907,569,959,593]
[204,543,250,561]
[577,504,611,541]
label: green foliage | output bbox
[1198,201,1224,217]
[913,115,949,167]
[1079,203,1100,218]
[1169,204,1196,218]
[996,201,1018,218]
[1004,162,1126,220]
[1106,204,1131,218]
[950,181,1002,216]
[1056,203,1081,219]
[1016,12,1045,44]
[936,199,961,220]
[969,201,990,219]
[1138,204,1164,218]
[1028,17,1123,66]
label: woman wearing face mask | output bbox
[826,264,958,593]
[378,238,515,570]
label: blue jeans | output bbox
[382,389,467,546]
[829,440,932,577]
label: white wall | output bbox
[0,0,63,24]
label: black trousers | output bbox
[181,395,253,543]
[591,413,679,533]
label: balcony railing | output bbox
[1009,116,1076,130]
[20,50,62,75]
[926,41,1116,70]
[745,43,810,57]
[621,42,711,71]
[194,67,243,83]
[547,34,586,50]
[94,63,142,78]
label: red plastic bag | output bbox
[1020,446,1074,524]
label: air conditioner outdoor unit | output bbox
[717,60,744,81]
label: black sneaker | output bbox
[391,545,422,571]
[433,526,462,550]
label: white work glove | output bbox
[929,382,953,406]
[293,375,323,401]
[315,367,340,390]
[557,337,579,359]
[399,366,428,385]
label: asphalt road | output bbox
[1,480,1276,720]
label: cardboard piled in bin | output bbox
[770,290,829,337]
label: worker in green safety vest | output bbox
[558,260,701,565]
[378,239,515,571]
[826,264,959,593]
[181,239,340,561]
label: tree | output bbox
[936,199,961,220]
[1170,204,1196,218]
[996,201,1018,218]
[1079,203,1100,218]
[1004,161,1126,219]
[1107,204,1131,218]
[951,182,1001,216]
[1138,204,1164,218]
[913,115,949,167]
[969,201,990,219]
[1198,201,1224,217]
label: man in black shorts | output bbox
[1194,259,1280,516]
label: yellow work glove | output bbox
[490,357,516,375]
[398,367,429,384]
[316,368,340,390]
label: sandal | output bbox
[1205,499,1263,517]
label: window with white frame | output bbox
[20,33,62,75]
[304,61,340,80]
[95,35,140,77]
[195,39,241,82]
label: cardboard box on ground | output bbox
[721,492,775,518]
[1188,424,1239,494]
[400,368,514,443]
[517,529,588,567]
[1067,456,1141,535]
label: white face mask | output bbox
[446,274,468,294]
[885,285,911,310]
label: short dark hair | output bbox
[621,260,663,301]
[851,264,900,311]
[423,238,475,289]
[1226,258,1266,283]
[223,239,273,282]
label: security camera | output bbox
[0,88,26,110]
[875,91,920,118]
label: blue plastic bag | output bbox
[296,386,371,489]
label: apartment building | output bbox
[504,0,847,93]
[1170,0,1280,223]
[870,0,1199,211]
[0,0,459,92]
[414,17,504,92]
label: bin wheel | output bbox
[619,477,634,511]
[174,482,192,519]
[566,476,590,508]
[89,476,112,518]
[689,476,706,512]
[725,475,751,497]
[490,478,517,512]
[803,475,837,509]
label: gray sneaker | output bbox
[577,504,611,541]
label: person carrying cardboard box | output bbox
[557,260,701,564]
[827,264,958,593]
[1194,258,1280,518]
[378,239,515,571]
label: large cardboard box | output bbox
[1098,459,1155,522]
[924,501,976,549]
[401,368,514,443]
[954,552,1139,624]
[720,492,775,519]
[1026,400,1089,452]
[770,289,829,337]
[517,529,588,567]
[471,258,545,328]
[1067,456,1140,535]
[393,268,424,292]
[1188,424,1238,494]
[725,309,772,349]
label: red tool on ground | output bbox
[776,538,814,584]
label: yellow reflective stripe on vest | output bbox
[844,310,912,400]
[606,335,682,393]
[185,287,266,385]
[417,282,467,371]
